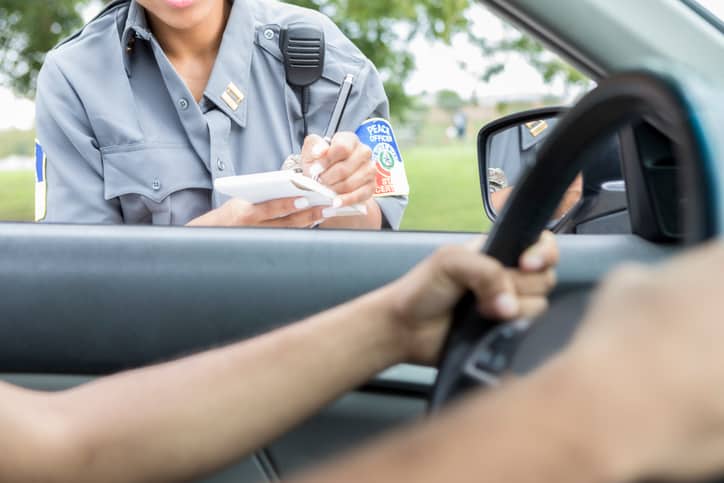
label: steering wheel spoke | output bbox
[462,319,531,387]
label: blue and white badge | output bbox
[355,118,410,197]
[34,140,47,222]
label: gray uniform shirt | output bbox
[36,0,407,228]
[487,118,559,188]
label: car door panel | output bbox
[268,391,427,477]
[0,224,672,481]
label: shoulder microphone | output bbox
[280,22,325,138]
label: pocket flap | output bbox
[101,144,212,203]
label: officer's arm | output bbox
[331,59,408,231]
[554,173,583,220]
[491,175,583,218]
[35,54,123,224]
[321,198,383,230]
[491,186,514,213]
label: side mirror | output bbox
[478,107,580,226]
[478,107,632,235]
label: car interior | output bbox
[1,0,723,481]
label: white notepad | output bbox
[214,171,367,217]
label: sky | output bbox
[1,0,724,130]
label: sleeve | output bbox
[35,54,122,224]
[350,59,409,231]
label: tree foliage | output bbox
[436,89,464,112]
[469,25,589,92]
[0,0,91,97]
[286,0,471,116]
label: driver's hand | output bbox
[385,232,559,365]
[186,198,326,228]
[551,241,724,482]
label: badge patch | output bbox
[355,118,410,197]
[34,140,47,222]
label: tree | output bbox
[0,0,92,97]
[436,89,464,113]
[469,24,590,97]
[285,0,471,117]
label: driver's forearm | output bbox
[292,358,626,483]
[5,288,404,483]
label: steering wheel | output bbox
[430,69,721,409]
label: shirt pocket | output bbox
[101,144,211,201]
[101,144,212,224]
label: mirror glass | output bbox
[484,116,582,222]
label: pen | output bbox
[323,73,355,143]
[285,74,355,178]
[309,74,354,182]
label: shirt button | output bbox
[178,98,190,110]
[152,178,161,191]
[216,158,226,171]
[264,29,275,40]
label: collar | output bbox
[121,0,254,128]
[121,0,152,76]
[203,0,254,128]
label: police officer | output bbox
[34,0,409,229]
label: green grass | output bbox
[0,170,34,222]
[0,144,492,232]
[400,143,490,233]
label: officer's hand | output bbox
[382,232,558,365]
[187,198,325,228]
[550,241,724,482]
[301,133,376,208]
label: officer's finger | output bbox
[249,197,311,224]
[300,134,330,178]
[328,161,375,198]
[259,207,326,229]
[326,132,360,164]
[332,182,375,208]
[321,143,372,188]
[319,146,375,193]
